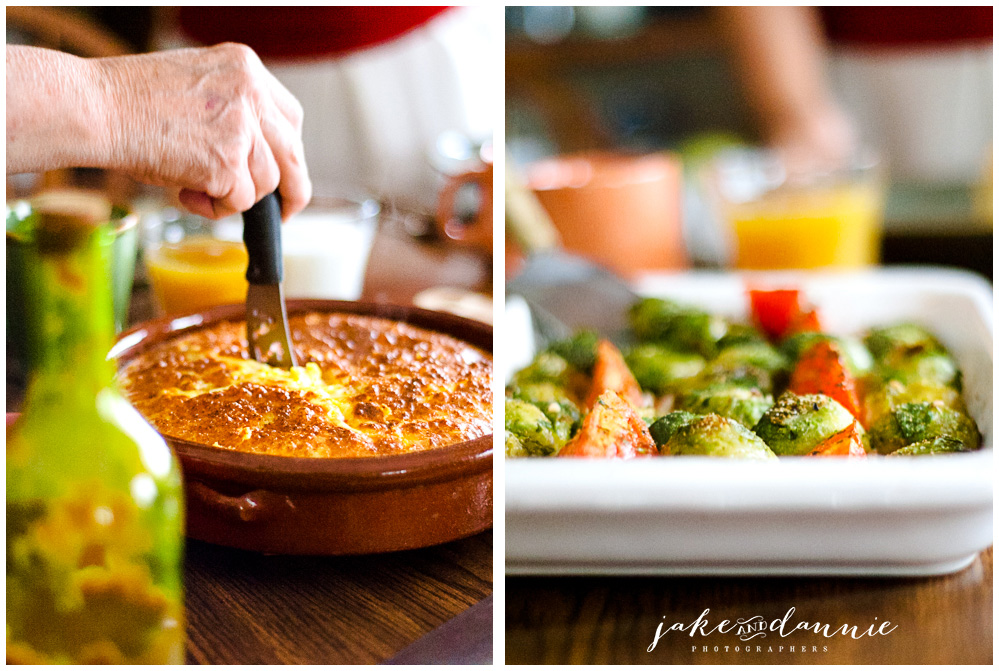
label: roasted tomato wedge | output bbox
[789,340,862,421]
[558,390,657,458]
[808,422,867,457]
[585,339,645,409]
[748,288,822,341]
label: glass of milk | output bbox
[281,195,380,300]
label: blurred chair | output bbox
[6,6,137,203]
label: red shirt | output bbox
[178,7,452,60]
[819,7,992,48]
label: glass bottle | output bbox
[6,192,185,664]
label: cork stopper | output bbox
[33,190,113,252]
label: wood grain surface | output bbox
[185,531,492,664]
[506,547,992,665]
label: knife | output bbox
[243,191,297,368]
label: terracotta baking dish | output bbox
[111,299,493,555]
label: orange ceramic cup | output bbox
[525,152,687,276]
[436,162,493,255]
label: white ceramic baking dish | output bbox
[504,268,993,576]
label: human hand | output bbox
[96,43,311,220]
[768,104,859,176]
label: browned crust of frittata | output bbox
[119,312,493,458]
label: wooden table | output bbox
[506,547,992,665]
[186,532,491,664]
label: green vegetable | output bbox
[712,342,788,375]
[887,436,971,456]
[624,343,705,395]
[703,341,789,392]
[677,384,774,429]
[648,410,699,451]
[505,431,529,458]
[878,350,961,390]
[546,330,600,373]
[509,382,582,445]
[752,392,856,456]
[628,298,728,358]
[864,324,944,362]
[689,362,774,392]
[862,379,965,427]
[868,402,981,455]
[716,323,768,350]
[664,414,777,459]
[510,351,574,386]
[504,398,560,457]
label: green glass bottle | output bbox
[6,192,184,664]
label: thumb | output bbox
[178,189,218,219]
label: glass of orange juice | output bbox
[143,212,248,315]
[703,149,885,270]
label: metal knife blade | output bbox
[505,159,638,347]
[243,192,297,369]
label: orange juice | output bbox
[726,181,882,269]
[145,237,248,314]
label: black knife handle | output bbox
[243,191,284,285]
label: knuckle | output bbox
[204,173,230,200]
[220,42,258,66]
[229,187,256,214]
[264,167,280,196]
[220,144,246,173]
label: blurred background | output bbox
[506,6,992,280]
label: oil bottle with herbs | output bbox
[6,192,185,664]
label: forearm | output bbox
[715,7,839,138]
[6,45,113,174]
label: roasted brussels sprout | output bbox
[664,414,777,460]
[624,343,705,395]
[752,392,856,456]
[509,382,582,445]
[629,297,685,340]
[546,330,600,374]
[509,351,589,403]
[712,342,788,375]
[648,410,699,450]
[702,341,789,391]
[864,324,944,362]
[867,401,981,455]
[887,436,971,457]
[628,298,728,358]
[878,349,961,390]
[504,398,560,457]
[505,431,528,458]
[508,380,571,407]
[510,351,573,385]
[677,385,774,429]
[689,362,774,392]
[717,323,768,350]
[862,378,965,427]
